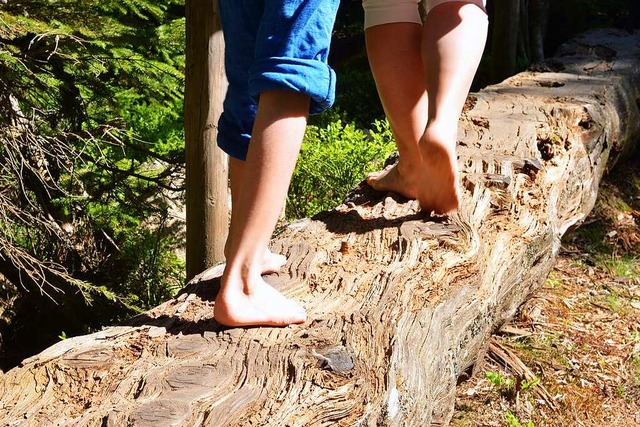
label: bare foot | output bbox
[418,139,460,214]
[262,249,287,274]
[366,162,419,200]
[214,276,306,327]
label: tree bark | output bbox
[529,0,550,63]
[518,0,530,65]
[491,0,521,82]
[1,29,639,427]
[184,0,229,281]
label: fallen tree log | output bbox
[1,29,639,426]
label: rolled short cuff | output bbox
[217,113,251,161]
[249,57,336,115]
[363,0,421,29]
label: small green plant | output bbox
[505,411,534,427]
[632,354,640,381]
[615,383,626,398]
[605,291,622,312]
[545,276,563,288]
[521,377,541,392]
[600,255,640,278]
[486,371,541,402]
[58,331,68,340]
[486,371,516,393]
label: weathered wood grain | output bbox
[184,0,229,278]
[1,29,639,426]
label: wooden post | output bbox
[184,0,229,281]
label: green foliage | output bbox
[0,0,186,368]
[287,119,395,219]
[486,371,540,398]
[600,255,640,278]
[1,0,185,140]
[487,371,538,427]
[486,371,516,393]
[505,411,534,427]
[521,377,540,392]
[106,217,185,308]
[1,0,185,283]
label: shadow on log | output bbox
[1,29,640,426]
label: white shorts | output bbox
[362,0,487,29]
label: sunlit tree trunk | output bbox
[184,0,229,281]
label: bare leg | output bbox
[418,2,488,213]
[226,157,287,274]
[215,90,309,327]
[365,3,488,213]
[365,22,427,200]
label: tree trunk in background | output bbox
[1,29,639,426]
[529,0,550,63]
[184,0,229,281]
[518,1,530,65]
[491,0,521,82]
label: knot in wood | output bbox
[311,346,355,375]
[339,241,352,254]
[536,137,556,161]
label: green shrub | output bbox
[287,119,395,219]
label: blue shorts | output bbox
[217,0,340,160]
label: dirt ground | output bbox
[451,157,640,427]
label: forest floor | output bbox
[451,156,640,427]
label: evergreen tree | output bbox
[0,0,186,368]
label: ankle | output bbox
[222,258,261,292]
[422,122,458,150]
[420,139,456,161]
[396,156,422,176]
